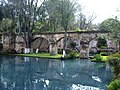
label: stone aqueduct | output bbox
[2,31,114,57]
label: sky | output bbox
[77,0,120,24]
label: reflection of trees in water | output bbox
[0,57,50,90]
[50,60,111,85]
[0,57,112,90]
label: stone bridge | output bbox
[2,31,113,57]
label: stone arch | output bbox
[33,35,50,42]
[31,37,49,52]
[97,37,107,49]
[56,36,79,50]
[89,35,111,54]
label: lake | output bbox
[0,56,112,90]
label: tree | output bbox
[0,5,4,21]
[2,0,45,53]
[77,13,96,30]
[99,18,120,51]
[0,18,16,32]
[44,0,60,32]
[58,0,76,56]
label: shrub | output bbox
[108,78,120,90]
[97,37,107,48]
[110,53,120,58]
[61,50,78,60]
[68,51,78,59]
[94,54,102,61]
[108,57,120,79]
[108,53,120,90]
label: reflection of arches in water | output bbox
[32,37,49,52]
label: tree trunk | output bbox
[24,35,31,53]
[63,30,67,57]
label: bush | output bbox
[109,53,120,58]
[61,50,78,60]
[108,57,120,79]
[68,51,78,59]
[108,53,120,78]
[94,54,102,61]
[97,37,107,48]
[108,78,120,90]
[108,53,120,90]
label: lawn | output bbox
[10,53,63,59]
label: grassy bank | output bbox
[5,53,63,59]
[91,56,108,62]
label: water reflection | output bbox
[0,56,112,90]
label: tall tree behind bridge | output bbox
[99,17,120,51]
[76,5,96,31]
[58,0,76,56]
[44,0,60,32]
[2,0,45,53]
[0,4,4,21]
[78,13,96,30]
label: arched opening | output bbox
[97,37,107,49]
[56,36,79,54]
[89,36,108,57]
[31,37,49,52]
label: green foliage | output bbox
[99,18,120,47]
[99,18,120,32]
[109,53,120,58]
[108,53,120,78]
[62,50,79,59]
[94,54,102,61]
[75,27,81,32]
[68,51,78,59]
[33,20,49,33]
[92,52,109,62]
[108,78,120,90]
[0,18,16,32]
[97,37,107,48]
